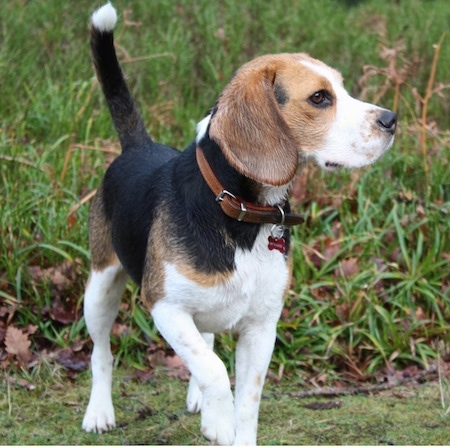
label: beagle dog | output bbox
[82,3,396,445]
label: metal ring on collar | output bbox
[276,204,285,226]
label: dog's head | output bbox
[200,53,396,186]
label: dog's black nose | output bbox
[377,110,397,134]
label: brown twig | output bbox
[0,155,44,171]
[269,365,440,399]
[60,142,120,182]
[419,31,448,188]
[66,189,97,220]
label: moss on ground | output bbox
[1,367,450,445]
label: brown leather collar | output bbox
[196,146,305,226]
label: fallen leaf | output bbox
[415,307,425,320]
[166,366,190,381]
[304,236,341,269]
[335,257,359,278]
[323,237,342,262]
[67,212,78,231]
[416,204,426,217]
[397,190,413,202]
[50,295,80,324]
[6,376,35,391]
[29,259,82,297]
[0,306,12,318]
[164,355,190,381]
[134,369,155,383]
[112,322,130,337]
[303,400,343,410]
[4,326,32,365]
[25,324,38,336]
[165,354,184,369]
[336,303,350,322]
[136,404,157,421]
[56,348,90,371]
[70,340,85,352]
[0,321,6,343]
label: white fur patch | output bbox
[299,57,395,170]
[160,226,288,334]
[196,114,212,143]
[91,2,117,32]
[299,58,343,85]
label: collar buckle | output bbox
[215,189,237,203]
[216,190,247,221]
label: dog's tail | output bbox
[90,2,151,150]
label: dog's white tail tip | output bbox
[91,2,117,32]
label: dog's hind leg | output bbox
[186,332,214,413]
[82,263,128,433]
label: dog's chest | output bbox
[163,227,290,333]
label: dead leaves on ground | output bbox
[302,400,344,410]
[0,258,85,370]
[4,325,34,365]
[0,256,189,381]
[28,259,83,324]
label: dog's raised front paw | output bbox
[82,403,115,434]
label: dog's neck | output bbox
[196,143,304,226]
[197,138,290,206]
[196,114,293,206]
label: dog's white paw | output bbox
[186,376,202,413]
[233,431,257,446]
[201,390,235,445]
[82,402,115,434]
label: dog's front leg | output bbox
[152,302,235,445]
[233,321,278,446]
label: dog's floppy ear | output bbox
[209,60,298,186]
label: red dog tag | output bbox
[268,235,286,254]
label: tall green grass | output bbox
[1,0,449,380]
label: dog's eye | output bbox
[308,90,331,107]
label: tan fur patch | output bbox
[140,208,171,310]
[276,54,338,154]
[140,205,230,310]
[89,185,119,270]
[176,263,232,288]
[283,249,294,301]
